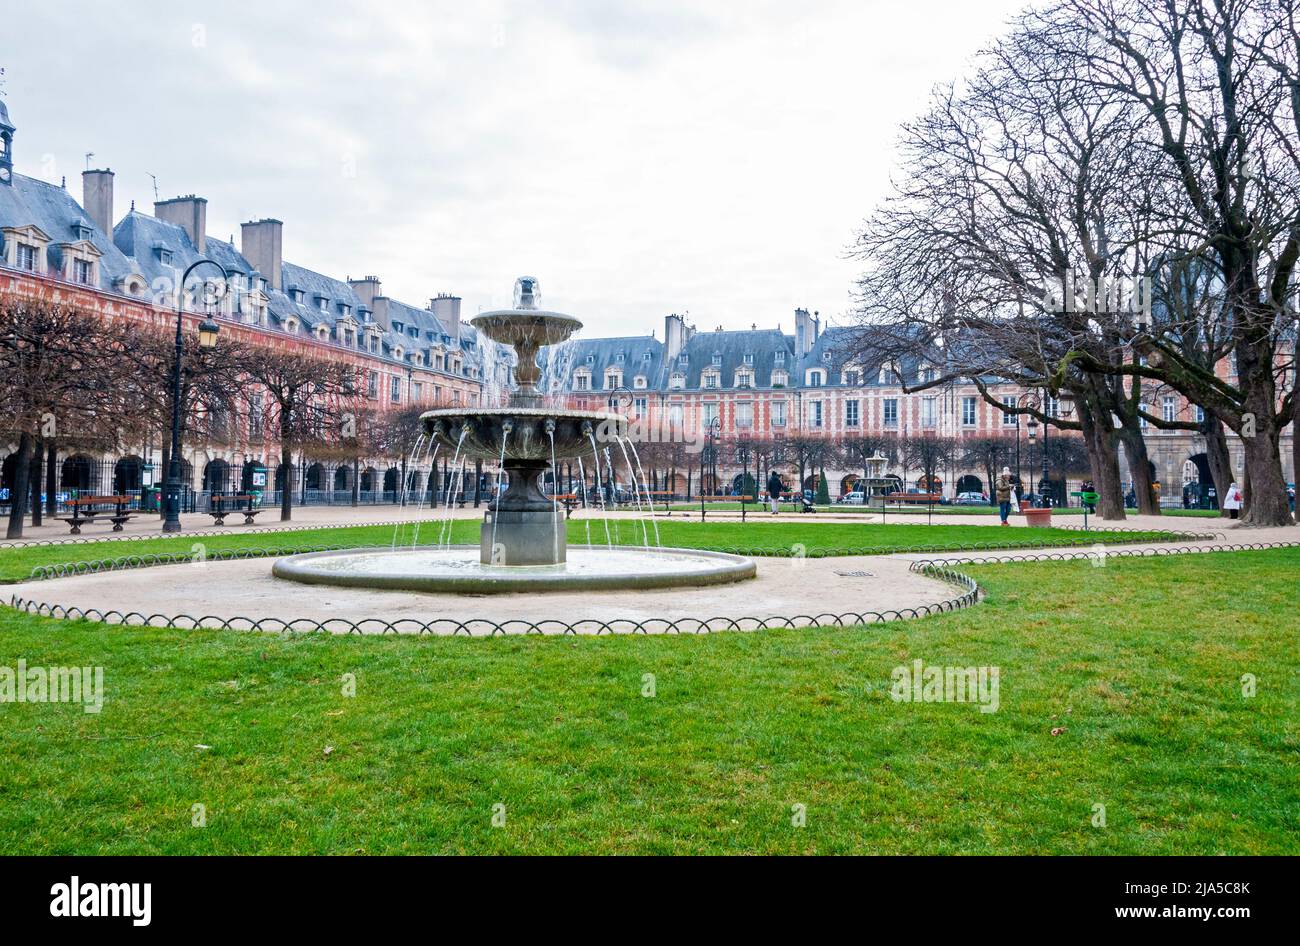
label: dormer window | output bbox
[158,247,173,266]
[822,350,832,363]
[393,322,404,334]
[292,289,305,304]
[678,354,688,367]
[586,354,595,364]
[669,372,685,390]
[774,350,785,364]
[642,351,652,363]
[16,242,38,271]
[616,352,626,364]
[806,369,825,387]
[73,258,94,285]
[633,375,647,389]
[743,352,754,365]
[711,353,722,367]
[317,297,329,311]
[73,223,93,242]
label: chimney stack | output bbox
[794,307,813,360]
[155,195,207,254]
[347,275,383,312]
[241,219,284,291]
[82,169,115,238]
[430,293,461,339]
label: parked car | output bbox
[838,491,866,505]
[953,491,988,506]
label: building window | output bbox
[248,393,263,439]
[702,402,719,429]
[1163,396,1176,423]
[774,350,786,365]
[1002,396,1018,427]
[413,382,423,401]
[1139,402,1149,428]
[962,396,977,427]
[736,402,753,428]
[633,375,647,389]
[883,398,898,428]
[711,353,722,367]
[574,373,590,391]
[808,400,823,428]
[846,399,860,427]
[391,375,401,402]
[921,397,937,428]
[1195,404,1205,423]
[843,369,860,386]
[772,370,788,387]
[743,352,754,365]
[604,369,622,390]
[669,372,684,390]
[703,371,720,389]
[771,400,787,427]
[634,397,647,420]
[368,370,379,398]
[735,369,753,388]
[73,258,94,285]
[807,369,825,387]
[16,242,37,271]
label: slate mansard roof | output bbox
[0,180,480,378]
[0,173,139,290]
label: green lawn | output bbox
[0,543,1294,854]
[0,518,1183,583]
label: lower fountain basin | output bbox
[271,545,757,594]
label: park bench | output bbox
[57,495,136,534]
[207,494,262,526]
[552,493,580,519]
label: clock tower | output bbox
[0,98,14,186]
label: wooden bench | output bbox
[552,493,580,519]
[57,495,136,533]
[208,494,262,526]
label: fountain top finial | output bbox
[514,276,540,311]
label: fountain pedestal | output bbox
[481,458,565,565]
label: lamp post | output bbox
[162,260,225,532]
[735,440,751,523]
[701,415,720,521]
[1041,400,1051,507]
[1026,416,1038,502]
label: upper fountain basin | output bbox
[470,310,583,348]
[421,407,628,463]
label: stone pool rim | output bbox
[270,544,758,594]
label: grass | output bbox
[667,501,1225,517]
[0,546,1295,854]
[0,518,1184,583]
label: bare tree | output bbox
[240,348,361,521]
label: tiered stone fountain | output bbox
[272,278,756,594]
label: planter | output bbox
[1022,506,1053,528]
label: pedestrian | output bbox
[995,467,1015,526]
[1223,481,1243,520]
[766,469,783,515]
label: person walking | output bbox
[766,470,783,515]
[1223,481,1243,520]
[995,467,1015,526]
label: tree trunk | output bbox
[1116,423,1160,515]
[280,450,293,521]
[45,443,57,517]
[1238,414,1293,526]
[29,441,43,527]
[6,431,34,539]
[1204,417,1234,518]
[1077,397,1125,520]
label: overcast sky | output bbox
[5,0,1029,336]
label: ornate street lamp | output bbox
[162,260,227,533]
[1026,415,1038,500]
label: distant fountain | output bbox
[272,278,755,593]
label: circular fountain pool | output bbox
[271,545,756,594]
